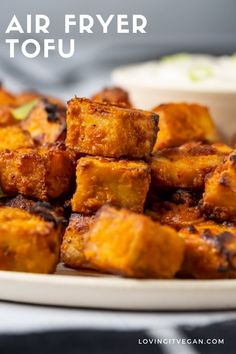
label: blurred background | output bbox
[0,0,235,100]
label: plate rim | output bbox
[1,269,236,289]
[1,270,236,310]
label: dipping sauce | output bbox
[112,53,236,91]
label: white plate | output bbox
[1,265,236,310]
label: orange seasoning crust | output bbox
[61,213,96,268]
[146,200,203,230]
[0,206,61,273]
[0,106,16,127]
[91,87,132,107]
[71,156,151,214]
[152,103,219,152]
[0,126,34,151]
[151,142,231,190]
[179,221,236,279]
[61,206,184,278]
[21,99,66,144]
[66,97,158,158]
[0,143,74,201]
[0,87,15,106]
[203,151,236,222]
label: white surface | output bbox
[1,301,236,335]
[1,266,236,310]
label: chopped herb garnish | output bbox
[11,98,39,121]
[161,53,190,63]
[188,66,213,82]
[232,53,236,61]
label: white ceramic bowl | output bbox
[112,64,236,143]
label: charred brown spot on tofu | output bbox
[20,99,66,144]
[145,190,203,230]
[179,221,236,278]
[151,142,231,191]
[44,101,59,122]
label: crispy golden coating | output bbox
[0,89,32,127]
[0,90,65,129]
[61,214,96,268]
[151,142,231,190]
[71,157,150,214]
[66,97,158,159]
[91,87,132,107]
[0,88,15,106]
[146,199,203,230]
[0,143,74,201]
[152,103,219,151]
[0,206,61,273]
[202,151,236,222]
[0,106,16,127]
[0,126,34,151]
[62,206,184,278]
[0,195,66,226]
[179,221,236,279]
[146,190,203,230]
[20,99,66,144]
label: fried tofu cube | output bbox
[0,206,61,273]
[0,87,15,106]
[0,195,66,228]
[71,157,150,214]
[203,151,236,221]
[20,99,66,144]
[61,206,184,278]
[179,221,236,279]
[0,143,74,201]
[146,190,203,230]
[61,214,96,268]
[91,87,132,107]
[66,97,158,158]
[152,103,219,151]
[0,88,16,126]
[0,126,34,151]
[151,142,231,190]
[146,198,203,230]
[0,106,16,127]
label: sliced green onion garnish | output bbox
[232,53,236,62]
[188,66,213,82]
[161,53,190,63]
[11,98,39,121]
